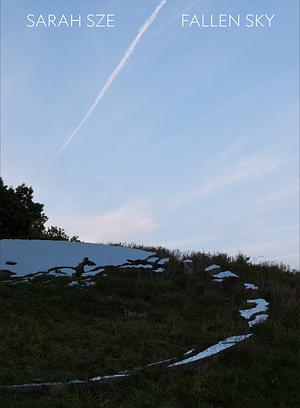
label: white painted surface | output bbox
[205,264,220,272]
[213,271,239,279]
[157,258,169,265]
[248,314,269,327]
[239,299,269,320]
[244,282,258,290]
[0,240,154,277]
[169,335,252,367]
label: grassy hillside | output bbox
[0,246,299,407]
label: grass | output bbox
[0,247,299,407]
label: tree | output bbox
[0,178,47,239]
[43,226,80,242]
[0,178,79,241]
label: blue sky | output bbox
[1,0,299,269]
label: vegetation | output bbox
[0,248,299,407]
[0,178,79,241]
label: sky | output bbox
[1,0,299,269]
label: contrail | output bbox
[53,0,167,162]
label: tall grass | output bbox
[0,246,299,407]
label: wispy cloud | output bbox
[68,152,287,243]
[206,137,249,167]
[58,200,162,243]
[160,224,298,251]
[52,0,167,163]
[170,154,287,210]
[233,182,299,219]
[254,184,299,206]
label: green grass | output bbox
[0,248,299,407]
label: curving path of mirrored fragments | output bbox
[0,252,270,393]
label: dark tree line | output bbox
[0,178,79,241]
